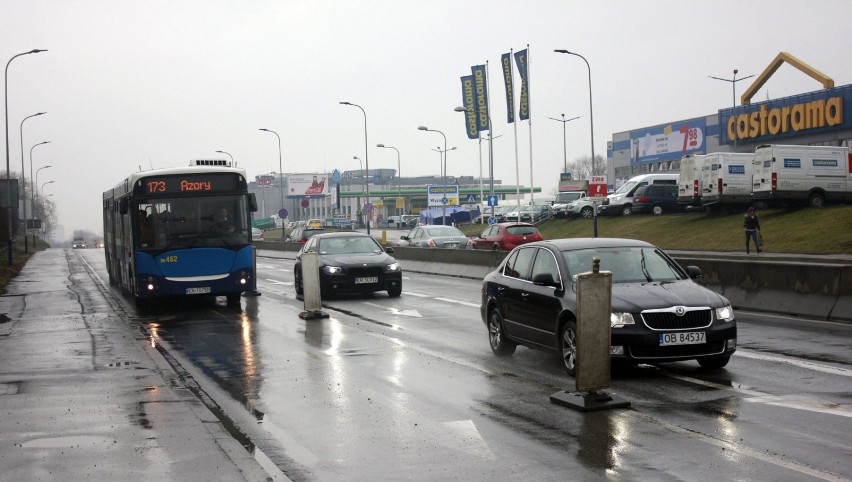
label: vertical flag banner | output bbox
[501,53,515,124]
[514,49,530,121]
[471,64,490,131]
[460,75,478,140]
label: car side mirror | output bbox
[400,235,409,241]
[686,265,702,280]
[532,272,557,287]
[384,247,395,254]
[248,193,258,212]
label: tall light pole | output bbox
[353,156,366,229]
[5,48,46,265]
[555,49,599,237]
[376,143,402,216]
[258,128,284,237]
[340,102,370,235]
[547,114,581,174]
[709,69,755,111]
[40,180,54,197]
[24,139,49,252]
[215,150,234,166]
[455,106,497,223]
[418,126,450,225]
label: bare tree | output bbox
[566,154,607,181]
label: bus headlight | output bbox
[611,312,635,327]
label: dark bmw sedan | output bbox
[480,238,736,376]
[294,232,402,298]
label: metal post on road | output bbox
[24,138,49,252]
[258,128,284,237]
[548,114,581,174]
[340,102,370,235]
[418,126,451,225]
[376,143,402,217]
[5,48,47,265]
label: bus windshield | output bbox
[136,194,249,249]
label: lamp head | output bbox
[340,101,351,105]
[259,128,268,132]
[376,143,385,148]
[417,126,428,131]
[31,49,47,54]
[734,69,739,75]
[353,156,359,160]
[39,141,50,146]
[453,106,465,112]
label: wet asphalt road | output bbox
[57,249,852,480]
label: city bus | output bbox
[102,160,258,308]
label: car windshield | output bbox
[426,226,463,237]
[613,180,637,195]
[561,247,685,283]
[318,236,383,254]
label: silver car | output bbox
[395,225,473,249]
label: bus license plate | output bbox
[355,277,378,284]
[186,287,211,295]
[659,331,705,346]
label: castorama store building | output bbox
[606,53,852,187]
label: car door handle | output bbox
[520,292,530,299]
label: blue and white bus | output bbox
[102,160,258,308]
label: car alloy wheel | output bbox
[621,205,632,216]
[560,321,578,376]
[580,206,593,219]
[488,308,517,356]
[653,205,664,215]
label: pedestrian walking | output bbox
[743,207,762,254]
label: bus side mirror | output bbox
[249,193,258,212]
[119,198,128,215]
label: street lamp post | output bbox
[709,69,755,112]
[418,126,450,225]
[353,156,366,229]
[258,128,284,237]
[454,106,497,223]
[376,143,402,217]
[215,150,234,166]
[34,164,51,230]
[340,102,370,235]
[24,139,49,252]
[547,114,581,174]
[5,48,46,265]
[555,49,599,236]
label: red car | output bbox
[473,223,543,251]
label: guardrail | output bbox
[255,241,851,324]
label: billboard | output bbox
[427,185,459,207]
[287,174,327,198]
[629,118,706,164]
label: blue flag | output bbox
[460,75,478,139]
[471,64,490,131]
[501,53,515,124]
[514,49,529,121]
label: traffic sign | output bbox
[278,208,288,219]
[301,199,309,208]
[560,172,573,181]
[466,194,478,203]
[364,202,374,214]
[590,176,608,197]
[331,169,341,184]
[488,216,497,225]
[487,195,499,207]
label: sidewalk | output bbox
[0,249,272,481]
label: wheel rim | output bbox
[622,206,632,216]
[653,206,662,215]
[488,312,503,349]
[561,326,577,371]
[581,208,592,218]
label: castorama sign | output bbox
[720,84,851,145]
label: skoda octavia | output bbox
[294,232,402,298]
[480,238,736,375]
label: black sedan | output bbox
[480,238,736,376]
[294,232,402,298]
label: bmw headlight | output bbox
[385,262,401,272]
[611,312,635,327]
[323,266,343,275]
[715,305,734,322]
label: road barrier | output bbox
[255,241,851,323]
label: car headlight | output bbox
[715,305,734,322]
[611,312,635,327]
[385,262,401,272]
[323,266,343,275]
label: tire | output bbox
[652,205,664,215]
[580,206,593,219]
[487,308,517,356]
[294,267,304,295]
[808,192,825,208]
[387,284,402,298]
[697,355,730,369]
[226,293,241,307]
[560,321,578,376]
[621,205,632,216]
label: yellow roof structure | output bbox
[741,52,834,105]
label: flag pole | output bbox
[527,44,535,206]
[510,48,521,214]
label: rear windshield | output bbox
[506,226,538,235]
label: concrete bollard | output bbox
[299,252,327,319]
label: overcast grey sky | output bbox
[3,0,851,237]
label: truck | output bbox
[699,152,755,210]
[676,154,706,208]
[552,180,589,217]
[752,144,851,208]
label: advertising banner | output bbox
[255,175,275,186]
[427,185,460,207]
[501,53,515,124]
[629,118,706,164]
[514,49,529,121]
[471,64,490,132]
[460,75,478,139]
[287,174,328,198]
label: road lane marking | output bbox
[264,279,293,286]
[362,301,422,317]
[734,349,851,377]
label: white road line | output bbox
[435,297,480,308]
[264,279,293,286]
[735,348,851,378]
[403,292,431,298]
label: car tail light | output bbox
[638,195,649,203]
[771,172,777,191]
[718,178,723,194]
[693,179,699,196]
[427,239,436,247]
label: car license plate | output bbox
[659,331,705,346]
[186,287,211,294]
[444,243,458,248]
[354,277,378,284]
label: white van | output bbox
[600,173,679,216]
[677,154,706,207]
[700,152,755,208]
[753,144,851,207]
